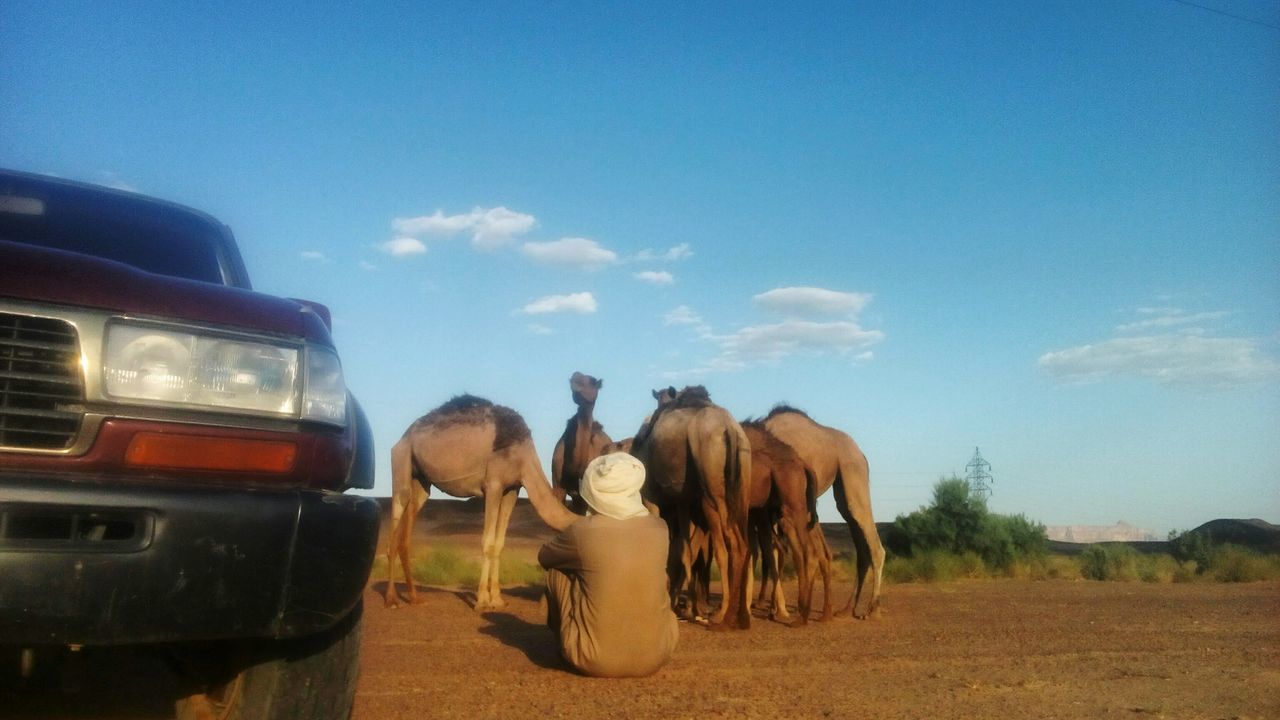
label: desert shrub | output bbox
[1210,545,1280,582]
[1137,554,1183,583]
[882,550,989,583]
[1169,528,1215,569]
[1078,544,1140,581]
[1041,555,1081,580]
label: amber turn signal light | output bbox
[125,433,298,473]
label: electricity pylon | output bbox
[965,447,993,502]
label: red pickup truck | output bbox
[0,168,379,719]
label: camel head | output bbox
[570,372,603,406]
[651,386,676,408]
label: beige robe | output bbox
[539,513,678,677]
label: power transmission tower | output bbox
[965,447,993,502]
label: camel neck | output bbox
[574,404,595,424]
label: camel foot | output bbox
[706,620,734,633]
[786,616,808,629]
[384,598,400,609]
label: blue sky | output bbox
[4,1,1277,533]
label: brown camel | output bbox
[631,386,753,630]
[384,394,546,610]
[741,421,817,626]
[551,372,613,514]
[764,406,884,618]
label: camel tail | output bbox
[724,429,752,529]
[804,466,819,530]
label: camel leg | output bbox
[769,539,789,618]
[778,511,811,627]
[482,488,519,610]
[702,495,750,630]
[833,461,885,619]
[475,483,505,610]
[812,526,835,622]
[385,439,427,608]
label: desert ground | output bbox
[6,500,1279,719]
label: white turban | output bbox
[579,452,648,520]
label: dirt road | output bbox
[356,579,1280,720]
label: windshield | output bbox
[0,177,239,287]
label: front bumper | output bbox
[0,475,379,646]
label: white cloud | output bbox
[392,206,536,251]
[663,305,703,326]
[526,323,555,335]
[359,260,377,271]
[632,243,693,263]
[300,250,329,262]
[754,287,872,317]
[1115,309,1230,334]
[380,237,427,257]
[715,320,884,365]
[1041,306,1279,389]
[634,270,675,285]
[1039,335,1280,389]
[519,292,598,315]
[520,237,618,270]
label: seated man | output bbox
[525,452,678,677]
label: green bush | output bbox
[1078,544,1140,581]
[887,475,1048,573]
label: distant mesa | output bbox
[1046,521,1158,544]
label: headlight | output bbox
[103,322,347,426]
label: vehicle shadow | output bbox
[477,611,566,671]
[0,646,179,719]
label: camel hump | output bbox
[490,403,532,450]
[410,393,531,452]
[673,385,713,408]
[765,403,811,421]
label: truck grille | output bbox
[0,313,84,450]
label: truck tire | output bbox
[175,600,363,720]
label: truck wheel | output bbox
[175,600,363,720]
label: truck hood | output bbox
[0,240,333,345]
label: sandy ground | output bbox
[356,578,1280,720]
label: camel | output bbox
[384,394,546,610]
[764,406,885,618]
[741,421,817,626]
[631,386,753,630]
[551,372,613,514]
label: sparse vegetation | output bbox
[1075,532,1280,583]
[877,479,1279,584]
[373,543,545,588]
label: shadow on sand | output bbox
[478,610,566,671]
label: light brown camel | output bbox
[764,405,885,618]
[384,394,546,610]
[741,421,817,626]
[631,386,753,630]
[551,372,613,514]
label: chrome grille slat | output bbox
[0,313,85,450]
